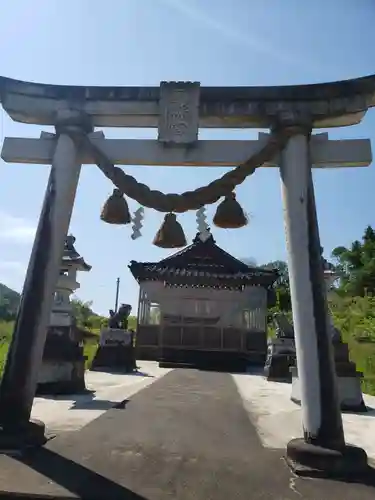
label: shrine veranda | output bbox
[0,75,374,474]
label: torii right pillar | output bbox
[280,122,369,476]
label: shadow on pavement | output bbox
[89,369,154,378]
[70,398,129,411]
[294,461,375,488]
[0,446,147,500]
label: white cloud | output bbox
[0,261,24,272]
[0,211,36,243]
[0,261,26,293]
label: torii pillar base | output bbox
[286,438,368,479]
[0,419,47,452]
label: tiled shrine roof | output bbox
[129,233,278,289]
[62,235,91,272]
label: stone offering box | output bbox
[90,328,136,372]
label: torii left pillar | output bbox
[0,110,92,448]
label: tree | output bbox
[262,260,290,290]
[331,225,375,297]
[262,260,291,311]
[71,298,96,328]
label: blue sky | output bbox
[0,0,374,315]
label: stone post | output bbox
[0,110,92,448]
[279,126,367,475]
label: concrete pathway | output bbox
[0,369,374,499]
[31,361,172,433]
[232,372,375,462]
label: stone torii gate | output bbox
[0,76,374,476]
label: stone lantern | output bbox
[37,235,92,394]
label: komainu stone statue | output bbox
[264,313,296,382]
[108,304,132,329]
[90,304,136,372]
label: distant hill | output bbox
[0,282,99,322]
[0,283,21,320]
[0,282,20,304]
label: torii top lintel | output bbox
[0,74,375,129]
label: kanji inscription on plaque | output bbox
[158,81,200,144]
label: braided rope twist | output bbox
[65,127,298,213]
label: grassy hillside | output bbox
[330,295,375,394]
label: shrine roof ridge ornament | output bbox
[0,74,375,128]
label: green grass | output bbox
[0,320,13,376]
[84,341,98,370]
[329,295,375,395]
[0,343,8,376]
[0,320,14,341]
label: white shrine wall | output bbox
[138,280,267,330]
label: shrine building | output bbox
[129,233,278,370]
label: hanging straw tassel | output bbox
[213,192,248,229]
[100,188,131,225]
[153,213,187,248]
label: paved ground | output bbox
[233,372,375,462]
[0,369,375,499]
[31,361,172,433]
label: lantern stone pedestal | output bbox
[37,235,92,395]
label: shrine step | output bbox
[159,349,248,373]
[159,361,195,369]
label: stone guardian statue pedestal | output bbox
[90,304,137,372]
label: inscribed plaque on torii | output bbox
[158,81,200,144]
